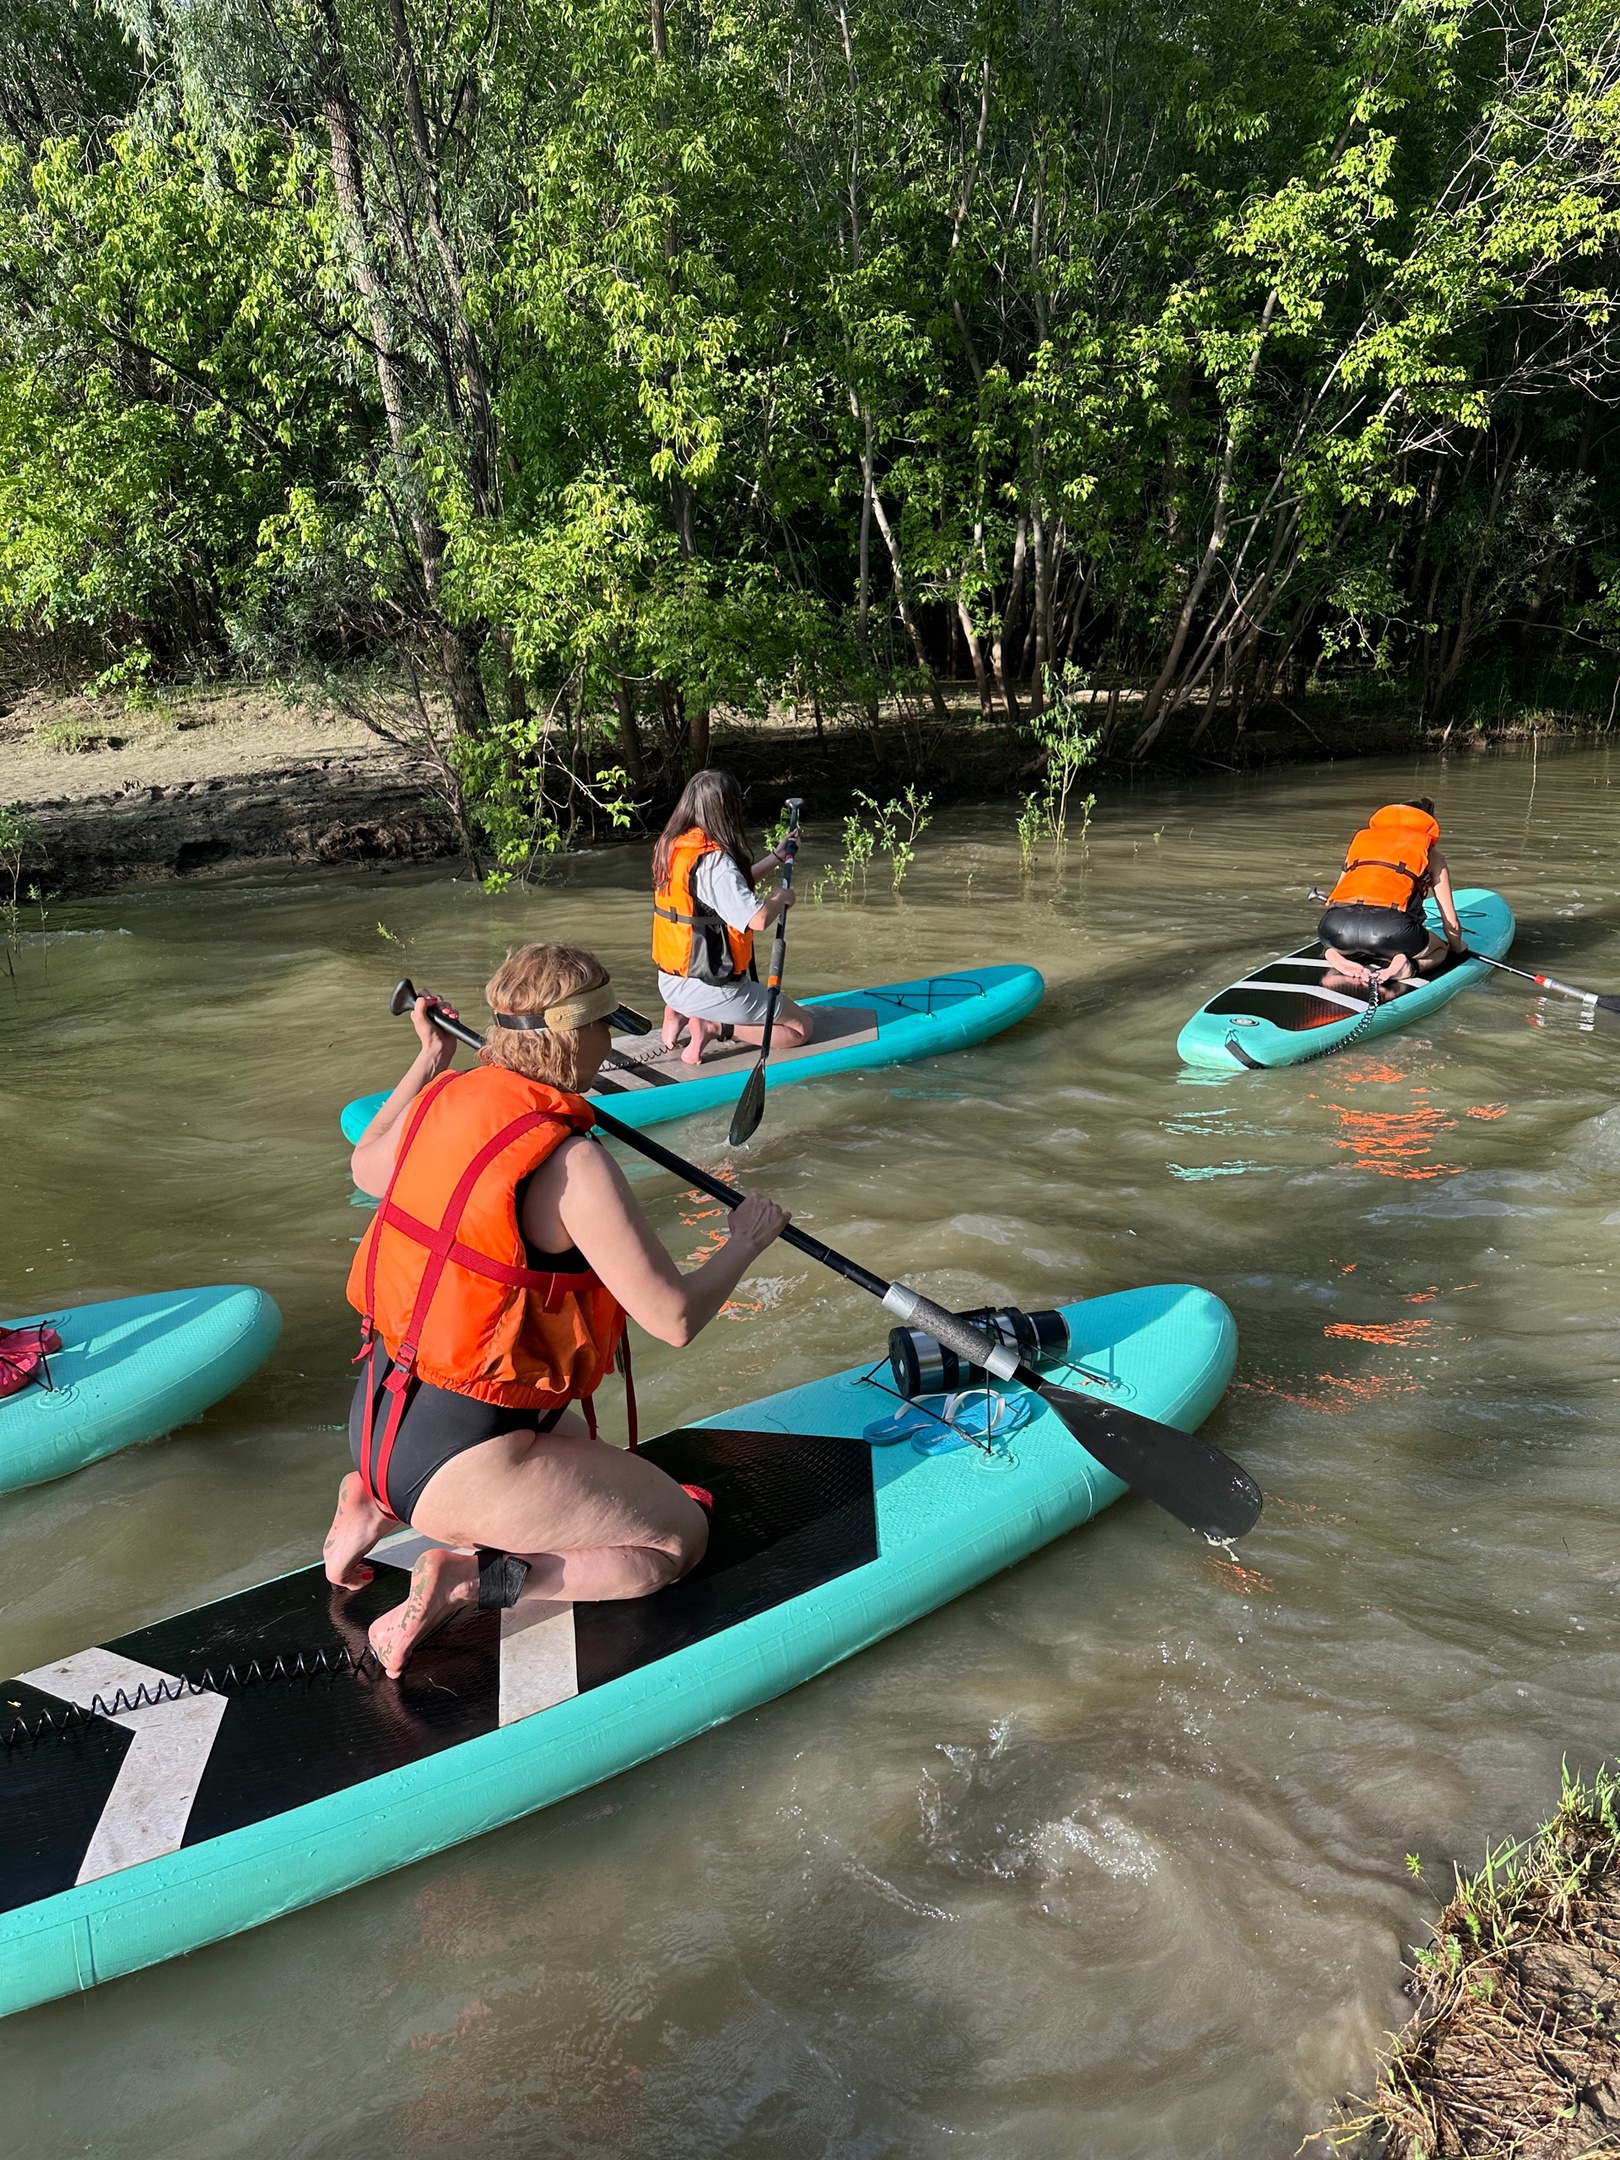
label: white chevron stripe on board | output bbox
[373,1531,579,1725]
[18,1647,227,1885]
[497,1595,578,1725]
[1231,980,1366,1010]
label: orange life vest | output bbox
[652,828,754,982]
[1329,804,1440,912]
[347,1064,629,1510]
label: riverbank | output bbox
[1342,1767,1620,2160]
[0,686,456,896]
[0,677,1597,896]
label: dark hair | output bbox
[652,769,755,889]
[1406,797,1436,815]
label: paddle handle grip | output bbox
[425,1002,487,1054]
[878,1287,1020,1382]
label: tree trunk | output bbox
[611,679,648,786]
[318,56,487,735]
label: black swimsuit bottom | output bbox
[350,1221,591,1525]
[1315,901,1429,962]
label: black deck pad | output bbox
[575,1427,878,1690]
[1,1682,132,1912]
[1205,985,1360,1030]
[1207,939,1467,1032]
[0,1427,875,1913]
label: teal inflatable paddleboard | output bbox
[1176,889,1515,1070]
[339,965,1044,1142]
[0,1281,1235,2016]
[0,1287,282,1497]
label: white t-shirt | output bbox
[692,850,760,955]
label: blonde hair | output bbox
[481,942,610,1091]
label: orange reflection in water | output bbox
[1208,1554,1276,1598]
[1239,1371,1419,1414]
[1323,1318,1432,1346]
[1324,1099,1460,1179]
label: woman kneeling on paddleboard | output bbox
[325,941,789,1676]
[1317,798,1466,991]
[653,768,815,1065]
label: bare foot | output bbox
[323,1471,401,1589]
[369,1547,480,1677]
[680,1018,717,1067]
[661,1003,686,1052]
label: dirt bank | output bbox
[0,687,457,896]
[1341,1769,1620,2159]
[0,676,1552,899]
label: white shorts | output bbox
[657,970,776,1026]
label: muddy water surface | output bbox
[3,742,1619,2158]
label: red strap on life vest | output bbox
[356,1086,592,1513]
[375,1199,601,1304]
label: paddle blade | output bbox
[1596,995,1620,1015]
[728,1062,766,1146]
[1035,1379,1263,1542]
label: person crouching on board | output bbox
[652,768,815,1066]
[1317,797,1467,994]
[324,941,790,1677]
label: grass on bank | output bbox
[1336,1765,1620,2160]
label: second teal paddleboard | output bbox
[1176,890,1515,1070]
[0,1286,281,1495]
[340,964,1044,1141]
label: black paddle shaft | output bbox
[757,797,803,1061]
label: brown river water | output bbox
[3,741,1618,2158]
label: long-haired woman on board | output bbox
[651,769,816,1066]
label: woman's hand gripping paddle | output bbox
[388,978,657,1041]
[591,1109,1263,1544]
[1469,951,1620,1017]
[382,982,1263,1541]
[729,796,803,1147]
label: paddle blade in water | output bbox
[1033,1377,1263,1542]
[728,1063,766,1146]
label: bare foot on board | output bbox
[680,1018,717,1067]
[661,1004,686,1052]
[323,1471,401,1589]
[369,1547,480,1677]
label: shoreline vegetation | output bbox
[0,0,1616,896]
[2,676,1611,899]
[1334,1767,1620,2160]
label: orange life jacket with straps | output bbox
[346,1064,631,1513]
[652,828,755,983]
[1329,804,1441,913]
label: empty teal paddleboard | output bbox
[0,1287,282,1495]
[339,965,1045,1142]
[0,1280,1234,2016]
[1176,889,1515,1070]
